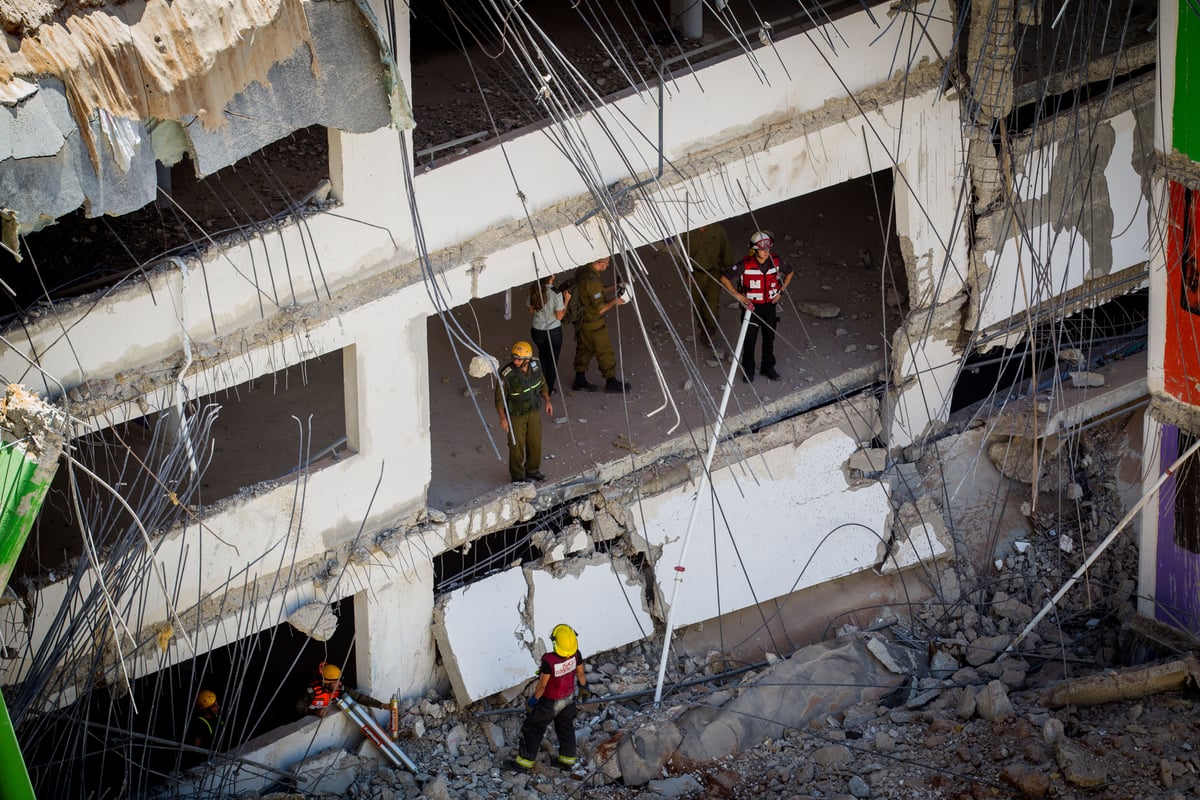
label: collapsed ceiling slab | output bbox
[0,0,402,232]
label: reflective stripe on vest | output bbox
[740,254,782,304]
[309,682,338,709]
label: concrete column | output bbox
[353,558,438,701]
[328,0,413,252]
[671,0,702,40]
[347,304,430,495]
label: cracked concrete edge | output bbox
[11,62,948,413]
[1149,391,1200,437]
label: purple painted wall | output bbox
[1156,425,1200,635]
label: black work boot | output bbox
[605,377,631,393]
[573,372,598,392]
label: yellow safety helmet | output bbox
[196,689,218,710]
[320,662,342,681]
[551,623,578,658]
[511,341,534,359]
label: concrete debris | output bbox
[1058,348,1087,364]
[1070,370,1105,388]
[795,299,841,318]
[1043,655,1200,708]
[847,447,887,476]
[287,602,339,641]
[468,354,498,378]
[646,774,702,798]
[1055,737,1108,787]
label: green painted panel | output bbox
[0,689,36,800]
[1175,0,1200,160]
[0,442,54,596]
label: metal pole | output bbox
[653,308,753,704]
[1010,434,1200,651]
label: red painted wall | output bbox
[1164,181,1200,406]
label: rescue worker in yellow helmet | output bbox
[495,340,553,484]
[296,662,390,718]
[189,689,222,749]
[510,623,592,772]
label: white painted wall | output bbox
[975,108,1150,331]
[433,567,534,704]
[528,558,654,667]
[434,556,653,705]
[641,427,891,628]
[887,334,961,447]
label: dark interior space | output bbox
[15,351,347,582]
[19,598,356,799]
[951,288,1148,412]
[406,0,860,159]
[0,125,330,324]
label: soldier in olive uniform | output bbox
[571,256,632,393]
[496,341,554,483]
[683,222,733,352]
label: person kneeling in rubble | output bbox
[510,623,592,772]
[296,662,390,718]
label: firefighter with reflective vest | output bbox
[720,231,794,382]
[189,689,222,749]
[296,662,390,718]
[510,623,592,772]
[495,341,553,484]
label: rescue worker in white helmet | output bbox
[509,623,592,772]
[296,662,390,718]
[720,231,794,383]
[495,340,553,484]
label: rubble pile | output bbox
[250,624,1198,800]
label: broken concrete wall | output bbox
[968,78,1155,334]
[637,402,895,630]
[0,0,398,231]
[432,554,654,705]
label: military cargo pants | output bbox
[507,409,542,481]
[572,319,617,379]
[691,271,722,344]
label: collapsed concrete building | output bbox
[0,0,1196,796]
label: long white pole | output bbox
[1009,434,1200,652]
[653,307,754,704]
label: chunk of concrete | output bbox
[615,721,684,786]
[287,602,339,641]
[295,748,371,795]
[647,775,703,798]
[1069,371,1105,388]
[1055,738,1108,788]
[614,636,904,786]
[590,510,624,543]
[976,680,1015,721]
[796,300,842,318]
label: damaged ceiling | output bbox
[0,0,406,234]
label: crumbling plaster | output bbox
[0,0,399,231]
[968,78,1155,333]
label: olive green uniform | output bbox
[495,358,548,482]
[684,223,733,342]
[572,263,618,379]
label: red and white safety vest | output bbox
[738,253,783,304]
[306,681,340,711]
